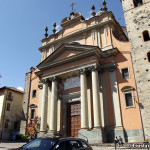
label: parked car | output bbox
[13,137,93,150]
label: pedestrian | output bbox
[118,136,124,146]
[114,136,119,144]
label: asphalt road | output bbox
[0,141,148,150]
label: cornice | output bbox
[38,61,97,79]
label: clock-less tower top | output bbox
[121,0,150,141]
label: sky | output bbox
[0,0,126,91]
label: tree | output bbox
[26,117,40,137]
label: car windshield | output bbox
[22,138,58,150]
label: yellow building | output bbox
[0,86,23,140]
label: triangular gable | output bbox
[37,43,98,69]
[55,50,78,61]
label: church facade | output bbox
[21,2,145,143]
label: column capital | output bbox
[49,76,61,82]
[79,68,87,75]
[88,65,98,72]
[107,66,116,72]
[41,79,48,84]
[38,79,48,89]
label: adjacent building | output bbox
[22,1,145,143]
[0,86,23,140]
[121,0,150,139]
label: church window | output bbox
[125,92,134,107]
[30,108,35,120]
[121,86,135,108]
[121,68,129,79]
[7,92,13,100]
[6,103,10,111]
[32,90,36,98]
[133,0,143,7]
[29,104,37,120]
[4,119,9,128]
[143,30,150,42]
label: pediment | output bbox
[37,43,99,70]
[55,50,78,61]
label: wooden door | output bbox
[66,101,81,137]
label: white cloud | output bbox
[17,86,24,91]
[56,25,60,31]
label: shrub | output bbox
[16,134,30,140]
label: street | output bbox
[0,141,148,150]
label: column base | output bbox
[37,131,47,138]
[107,126,125,143]
[37,130,61,138]
[78,128,103,144]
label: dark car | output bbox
[15,137,93,150]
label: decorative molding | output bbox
[121,86,135,92]
[39,17,114,51]
[41,61,97,79]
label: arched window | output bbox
[143,30,150,42]
[133,0,143,7]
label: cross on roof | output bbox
[70,2,76,12]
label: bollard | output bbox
[115,142,117,150]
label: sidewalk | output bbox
[91,143,150,150]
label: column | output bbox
[49,77,57,132]
[108,66,122,127]
[87,75,92,129]
[79,69,88,129]
[90,66,101,128]
[39,79,48,132]
[99,70,109,127]
[57,97,61,133]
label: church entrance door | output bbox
[66,101,81,137]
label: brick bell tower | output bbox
[121,0,150,140]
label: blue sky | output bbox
[0,0,125,91]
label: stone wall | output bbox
[122,0,150,139]
[20,72,31,135]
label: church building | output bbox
[21,1,145,143]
